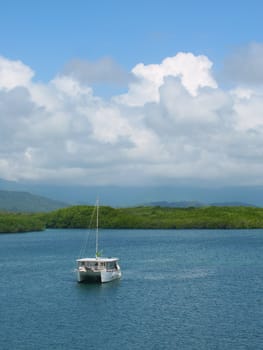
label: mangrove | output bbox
[2,205,263,233]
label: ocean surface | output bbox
[0,228,262,350]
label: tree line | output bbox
[2,205,263,233]
[0,212,45,233]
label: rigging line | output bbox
[78,202,97,259]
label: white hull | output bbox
[77,268,122,283]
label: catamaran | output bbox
[76,200,122,283]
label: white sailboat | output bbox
[76,200,122,283]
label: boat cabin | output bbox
[77,257,119,271]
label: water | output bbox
[0,229,263,350]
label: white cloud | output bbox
[115,52,217,106]
[232,90,263,131]
[1,51,263,186]
[0,56,34,90]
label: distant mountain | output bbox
[0,178,263,207]
[210,202,256,207]
[0,190,68,213]
[144,201,256,208]
[144,201,204,208]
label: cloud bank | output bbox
[1,47,263,186]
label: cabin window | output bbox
[106,262,115,269]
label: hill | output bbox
[0,190,68,213]
[145,201,256,208]
[1,178,263,207]
[144,201,204,208]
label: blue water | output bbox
[0,229,263,350]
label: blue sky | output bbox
[1,0,263,188]
[1,0,263,81]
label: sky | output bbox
[1,0,263,188]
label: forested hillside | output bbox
[0,190,68,212]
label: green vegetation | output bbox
[0,212,45,233]
[2,205,263,233]
[40,205,263,230]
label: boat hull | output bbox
[77,269,122,283]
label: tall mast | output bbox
[96,198,99,258]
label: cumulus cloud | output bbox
[1,50,263,186]
[115,52,217,106]
[0,56,34,90]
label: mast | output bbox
[95,198,99,258]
